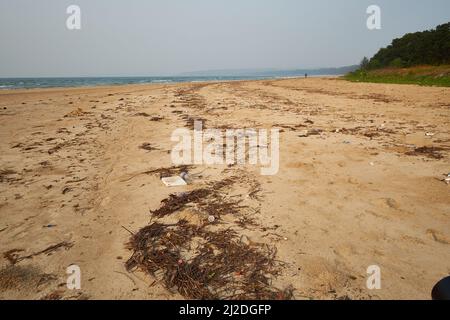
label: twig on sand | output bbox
[4,241,73,264]
[121,225,135,235]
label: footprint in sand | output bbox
[426,229,450,245]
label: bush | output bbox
[390,58,405,68]
[367,22,450,69]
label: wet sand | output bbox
[0,78,449,299]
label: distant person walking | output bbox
[305,73,308,78]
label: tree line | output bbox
[360,22,450,70]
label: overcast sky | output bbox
[0,0,449,77]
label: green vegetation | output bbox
[345,65,450,87]
[345,22,450,86]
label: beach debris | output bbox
[363,131,380,139]
[425,132,435,137]
[66,177,87,184]
[183,116,207,130]
[151,165,193,179]
[62,187,72,194]
[139,143,158,152]
[208,215,215,223]
[298,130,309,137]
[161,176,187,187]
[134,112,151,117]
[3,249,24,265]
[152,189,211,217]
[150,177,248,224]
[125,220,293,300]
[40,290,64,300]
[405,146,444,159]
[180,171,191,183]
[180,171,189,179]
[43,224,57,228]
[442,173,450,185]
[121,165,194,182]
[48,142,66,155]
[298,128,322,137]
[236,216,259,229]
[3,241,73,265]
[151,177,242,219]
[309,129,322,136]
[56,127,71,134]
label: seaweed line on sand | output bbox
[125,220,293,300]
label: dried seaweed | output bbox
[3,241,73,265]
[405,146,444,159]
[151,189,212,217]
[120,165,193,182]
[150,177,241,219]
[236,216,259,229]
[40,290,63,300]
[126,220,292,300]
[182,115,207,130]
[139,143,158,152]
[145,165,193,178]
[134,112,151,117]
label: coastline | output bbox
[0,75,340,91]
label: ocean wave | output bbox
[151,80,173,83]
[0,74,327,89]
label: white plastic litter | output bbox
[445,174,450,185]
[180,172,189,179]
[161,176,187,187]
[298,130,309,137]
[180,172,191,183]
[441,173,450,185]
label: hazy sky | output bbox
[0,0,449,77]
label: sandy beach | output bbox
[0,78,449,300]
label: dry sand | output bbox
[0,78,449,300]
